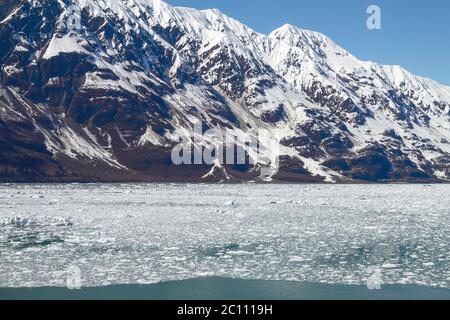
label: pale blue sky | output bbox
[166,0,450,86]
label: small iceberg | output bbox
[0,216,73,227]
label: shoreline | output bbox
[1,277,450,300]
[0,181,448,185]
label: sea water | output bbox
[0,183,449,289]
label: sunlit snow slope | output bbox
[1,0,449,182]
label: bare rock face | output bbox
[1,0,450,183]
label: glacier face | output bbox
[0,0,450,182]
[1,183,450,288]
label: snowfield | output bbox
[1,0,450,182]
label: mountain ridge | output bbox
[0,0,449,182]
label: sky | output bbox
[165,0,450,86]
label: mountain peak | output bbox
[1,0,450,183]
[269,23,304,39]
[272,23,298,33]
[274,24,340,48]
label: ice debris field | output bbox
[0,183,449,288]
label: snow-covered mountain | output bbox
[1,0,449,182]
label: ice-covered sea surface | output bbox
[0,184,449,289]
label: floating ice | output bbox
[0,184,449,289]
[0,216,73,227]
